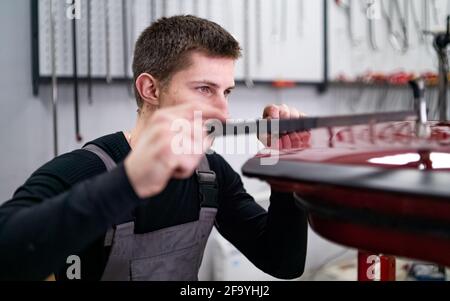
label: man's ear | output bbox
[135,73,161,107]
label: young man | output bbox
[0,16,308,280]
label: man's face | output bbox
[158,51,235,118]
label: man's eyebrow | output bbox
[190,81,235,90]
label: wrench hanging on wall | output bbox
[365,0,379,51]
[422,0,435,54]
[423,0,430,33]
[448,0,450,20]
[50,0,58,156]
[87,0,93,104]
[72,0,82,142]
[380,0,407,53]
[410,0,426,44]
[398,0,409,52]
[335,0,360,47]
[433,16,450,121]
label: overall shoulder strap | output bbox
[84,143,218,208]
[82,143,130,245]
[83,144,117,171]
[196,156,218,208]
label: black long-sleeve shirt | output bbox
[0,132,307,280]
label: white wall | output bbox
[0,0,428,280]
[0,0,430,202]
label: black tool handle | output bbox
[72,0,82,142]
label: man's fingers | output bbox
[288,132,303,148]
[262,104,280,119]
[172,159,199,179]
[171,127,213,179]
[172,150,204,179]
[279,105,291,149]
[299,132,311,147]
[279,104,291,120]
[290,107,300,119]
[280,135,292,149]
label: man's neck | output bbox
[127,109,155,149]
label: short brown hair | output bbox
[132,15,242,108]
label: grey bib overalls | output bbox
[83,144,218,281]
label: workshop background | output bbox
[0,0,449,281]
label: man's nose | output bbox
[213,94,229,116]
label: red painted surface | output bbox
[259,121,450,170]
[309,214,450,267]
[269,179,450,222]
[249,121,450,267]
[380,255,396,281]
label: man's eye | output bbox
[197,86,212,94]
[224,90,232,97]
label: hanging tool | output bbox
[422,0,435,54]
[72,0,82,142]
[49,0,58,156]
[104,0,112,84]
[335,0,360,47]
[433,16,450,121]
[448,0,450,19]
[399,0,409,52]
[87,0,93,104]
[391,0,409,53]
[410,0,425,44]
[243,0,253,88]
[365,0,379,51]
[409,78,429,137]
[423,0,430,33]
[255,0,262,65]
[380,0,408,53]
[380,0,401,51]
